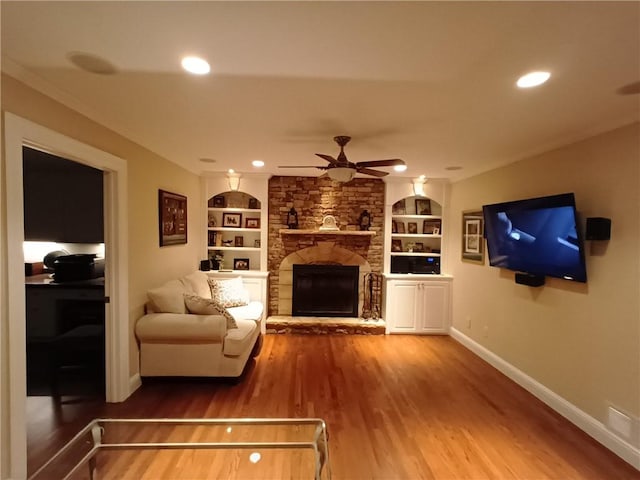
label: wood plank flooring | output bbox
[27,335,639,479]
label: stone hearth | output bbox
[266,316,385,335]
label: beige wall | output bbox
[449,123,640,426]
[0,74,205,383]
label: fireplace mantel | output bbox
[279,229,376,236]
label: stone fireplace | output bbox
[268,176,384,318]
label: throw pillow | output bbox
[184,293,238,329]
[183,271,212,299]
[208,276,250,308]
[147,280,187,314]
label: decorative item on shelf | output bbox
[392,220,398,233]
[210,251,224,270]
[406,242,416,253]
[415,198,431,215]
[245,218,260,229]
[199,259,211,271]
[254,239,261,248]
[234,258,250,270]
[208,211,217,227]
[222,239,233,247]
[222,212,242,227]
[408,222,418,234]
[319,215,339,231]
[396,222,406,234]
[211,195,226,208]
[358,210,371,231]
[158,189,187,247]
[423,219,441,234]
[391,239,402,252]
[248,198,259,209]
[414,242,425,252]
[287,208,299,229]
[462,210,484,264]
[392,199,406,215]
[234,236,244,247]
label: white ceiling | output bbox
[2,1,639,181]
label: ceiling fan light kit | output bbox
[278,135,406,182]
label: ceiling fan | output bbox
[279,135,406,182]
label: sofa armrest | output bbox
[136,313,227,342]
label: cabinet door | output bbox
[387,281,420,332]
[419,282,450,333]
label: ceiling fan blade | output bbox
[357,167,389,177]
[315,153,339,164]
[355,159,404,168]
[278,165,325,169]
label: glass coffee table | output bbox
[29,418,330,480]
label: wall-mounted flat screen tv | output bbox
[482,193,587,283]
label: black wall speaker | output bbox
[199,259,211,271]
[586,217,611,240]
[515,273,545,287]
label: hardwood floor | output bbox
[27,335,639,479]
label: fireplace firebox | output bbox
[292,264,359,317]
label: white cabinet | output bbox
[384,277,451,334]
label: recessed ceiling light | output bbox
[517,71,550,88]
[252,160,265,168]
[181,56,210,75]
[394,164,408,172]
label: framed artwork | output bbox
[391,239,403,252]
[392,199,406,215]
[245,218,260,229]
[414,242,425,252]
[423,220,441,234]
[234,258,250,270]
[462,210,485,264]
[408,222,418,234]
[222,212,242,228]
[254,239,261,248]
[212,195,226,208]
[234,236,244,247]
[248,198,259,209]
[158,189,187,246]
[392,220,398,233]
[396,222,406,234]
[415,199,432,215]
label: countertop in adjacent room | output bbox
[25,274,105,289]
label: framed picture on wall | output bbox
[462,210,485,264]
[158,189,187,246]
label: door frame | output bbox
[3,112,130,479]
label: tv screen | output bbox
[482,193,587,283]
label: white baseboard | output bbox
[449,327,640,470]
[129,373,142,396]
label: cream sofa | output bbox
[135,271,263,378]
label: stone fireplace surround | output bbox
[267,176,384,319]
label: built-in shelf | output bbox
[391,234,442,239]
[207,246,261,252]
[390,252,441,257]
[279,229,376,236]
[209,227,261,233]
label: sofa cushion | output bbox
[208,276,250,308]
[223,319,258,356]
[227,301,264,323]
[183,293,237,329]
[183,271,212,299]
[147,279,187,314]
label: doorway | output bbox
[3,113,130,479]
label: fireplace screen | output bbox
[292,265,359,317]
